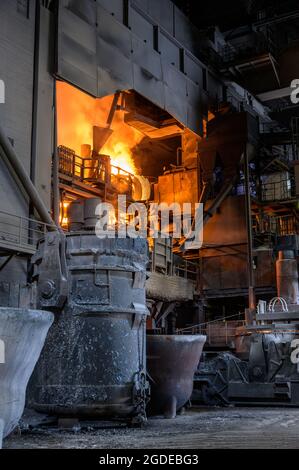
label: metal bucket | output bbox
[147,334,206,418]
[29,235,149,423]
[0,308,53,438]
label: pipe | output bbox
[52,83,60,226]
[198,181,210,204]
[30,0,41,187]
[0,124,55,227]
[202,149,248,224]
[276,251,299,305]
[203,179,235,225]
[244,144,256,309]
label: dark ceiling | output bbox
[172,0,250,31]
[172,0,298,31]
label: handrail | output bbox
[0,210,55,254]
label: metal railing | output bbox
[255,1,299,24]
[149,235,199,282]
[58,145,134,185]
[0,210,52,254]
[269,215,298,236]
[261,178,295,201]
[220,31,277,63]
[260,121,291,134]
[149,236,173,275]
[200,320,246,346]
[173,256,198,281]
[177,319,246,344]
[253,214,298,237]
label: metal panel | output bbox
[160,32,181,69]
[132,68,164,108]
[174,6,199,58]
[0,0,37,281]
[132,36,162,79]
[97,37,134,97]
[57,3,97,95]
[131,0,149,14]
[57,2,207,134]
[187,79,203,135]
[96,0,124,23]
[130,6,154,48]
[65,0,96,25]
[163,63,188,125]
[97,8,133,96]
[156,170,198,207]
[147,0,174,35]
[186,77,202,105]
[220,255,248,290]
[185,54,202,86]
[203,196,247,249]
[97,6,132,58]
[187,102,203,136]
[0,0,36,217]
[207,72,223,103]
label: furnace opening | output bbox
[56,81,200,236]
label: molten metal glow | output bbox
[59,201,70,227]
[57,82,141,175]
[108,142,136,176]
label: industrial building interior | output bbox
[0,0,299,452]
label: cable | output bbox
[176,312,244,333]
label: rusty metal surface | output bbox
[202,196,247,248]
[155,169,199,208]
[28,235,150,422]
[276,256,299,305]
[146,271,195,302]
[198,112,258,188]
[202,250,276,296]
[203,321,246,349]
[200,196,276,296]
[147,334,206,418]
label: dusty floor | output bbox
[3,407,299,449]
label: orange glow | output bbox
[59,201,70,227]
[109,142,136,175]
[56,82,141,175]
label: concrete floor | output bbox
[3,407,299,449]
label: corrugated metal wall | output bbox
[0,0,38,303]
[0,0,36,217]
